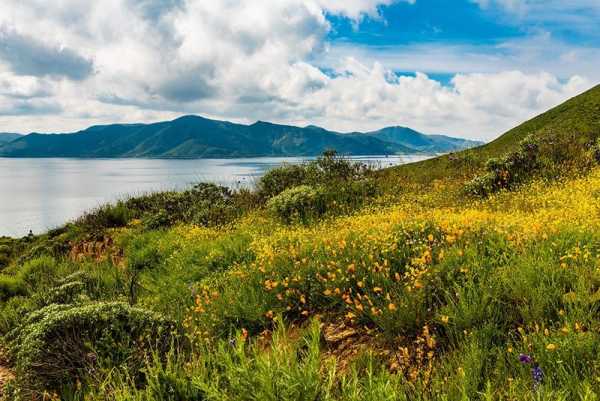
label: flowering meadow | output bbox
[2,85,600,400]
[4,162,599,400]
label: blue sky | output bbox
[0,0,598,140]
[328,1,522,46]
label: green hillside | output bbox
[1,86,600,400]
[387,84,600,184]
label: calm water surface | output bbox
[0,155,429,238]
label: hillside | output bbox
[0,133,21,145]
[1,86,600,400]
[387,84,600,183]
[0,116,479,158]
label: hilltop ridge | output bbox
[0,116,481,158]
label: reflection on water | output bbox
[0,155,430,237]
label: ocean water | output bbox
[0,155,429,237]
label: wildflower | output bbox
[265,310,274,319]
[388,303,397,311]
[440,315,449,324]
[323,289,332,296]
[546,343,557,351]
[532,364,544,389]
[519,354,533,364]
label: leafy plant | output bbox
[464,136,541,197]
[6,302,181,396]
[267,185,326,222]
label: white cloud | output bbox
[0,0,596,142]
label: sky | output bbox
[0,0,598,141]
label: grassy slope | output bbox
[385,84,600,184]
[1,86,600,400]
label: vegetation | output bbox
[1,85,600,400]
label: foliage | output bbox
[0,275,25,302]
[267,185,326,222]
[77,202,131,233]
[464,136,540,196]
[5,302,180,396]
[259,151,374,199]
[593,137,600,164]
[258,163,309,199]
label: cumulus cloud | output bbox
[0,0,596,141]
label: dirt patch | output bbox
[69,236,124,267]
[0,350,15,397]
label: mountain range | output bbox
[0,133,22,145]
[0,116,482,158]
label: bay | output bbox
[0,155,429,238]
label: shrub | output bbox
[594,137,600,164]
[142,209,171,230]
[267,185,325,222]
[17,255,58,291]
[0,275,25,301]
[464,136,540,197]
[39,281,88,306]
[8,302,181,395]
[258,163,308,199]
[77,202,131,233]
[129,183,239,229]
[0,244,10,254]
[0,253,9,269]
[258,151,374,200]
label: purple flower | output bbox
[532,364,544,389]
[519,353,533,364]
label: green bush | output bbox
[7,302,181,395]
[142,209,171,230]
[0,240,17,269]
[464,136,540,197]
[0,253,9,269]
[129,183,239,229]
[40,281,88,306]
[267,185,325,222]
[258,151,374,200]
[0,275,25,301]
[17,255,58,291]
[258,163,309,199]
[593,137,600,164]
[78,202,131,233]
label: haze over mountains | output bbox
[0,133,22,145]
[0,116,482,158]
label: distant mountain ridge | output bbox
[0,133,22,145]
[0,116,482,158]
[367,126,482,153]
